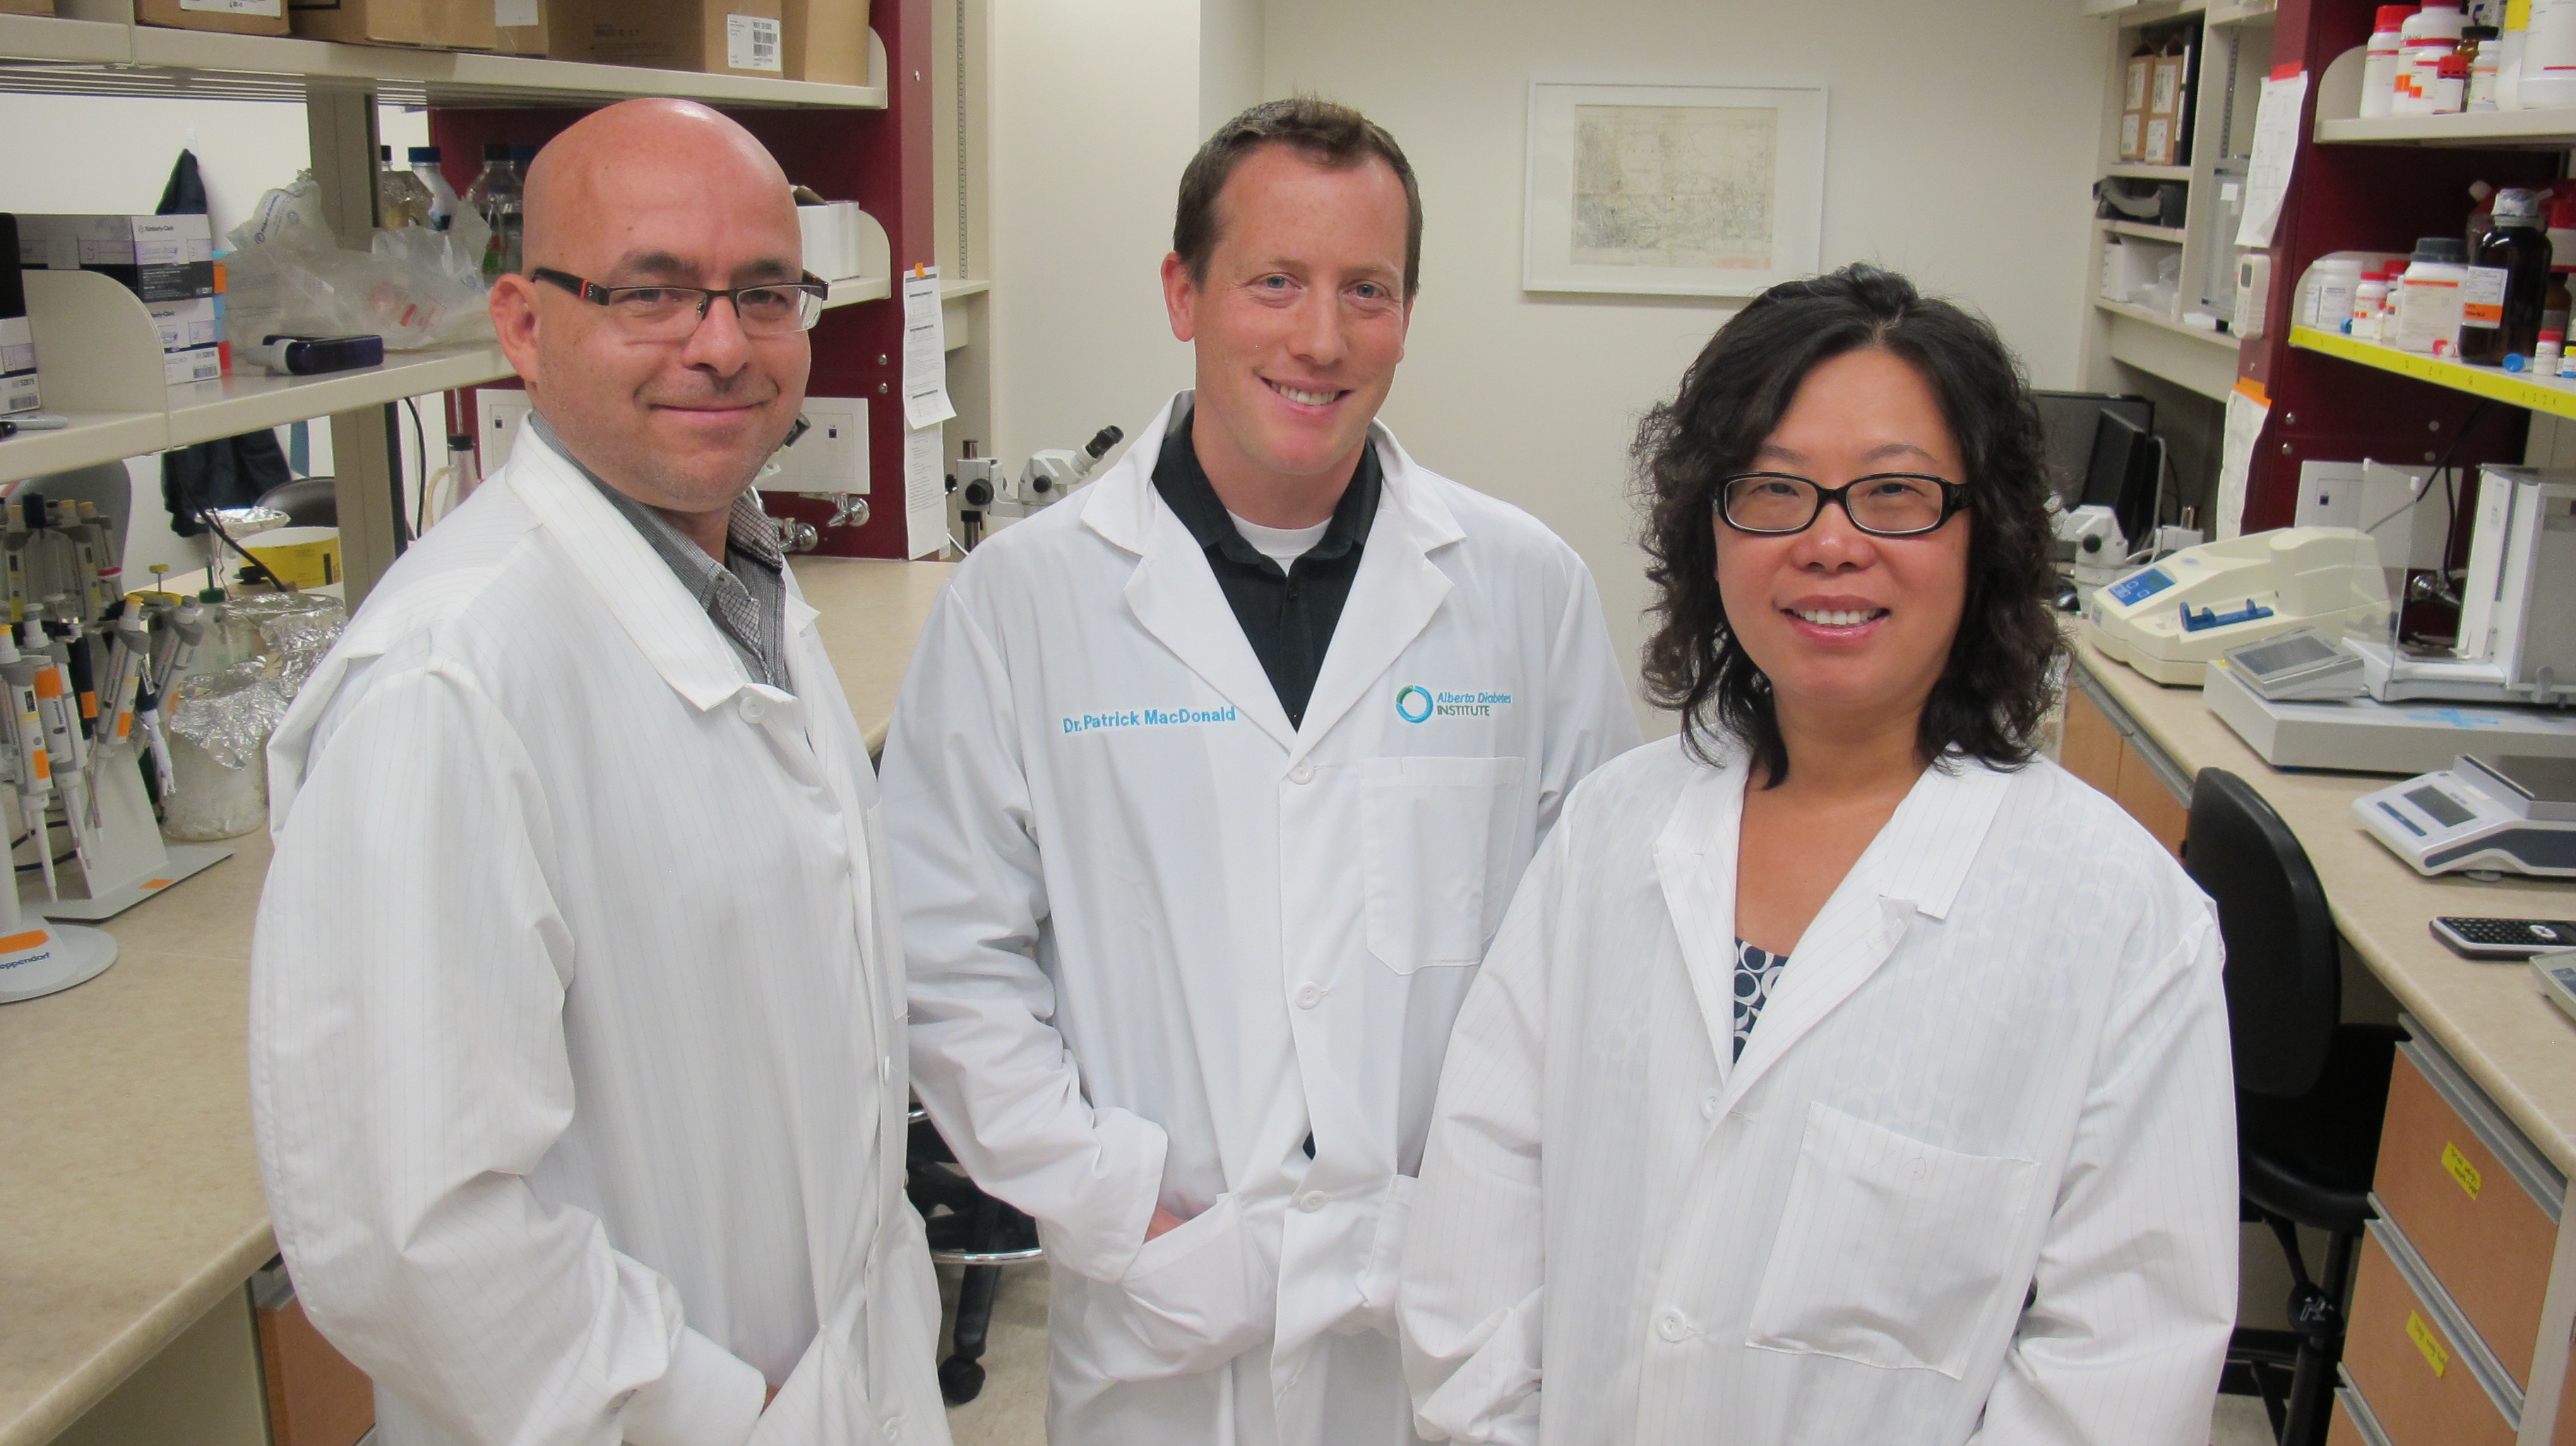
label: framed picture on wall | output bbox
[1524,80,1827,298]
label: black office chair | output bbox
[905,1104,1042,1405]
[253,476,339,529]
[2186,770,2404,1446]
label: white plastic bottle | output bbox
[2355,275,2392,339]
[2527,0,2576,105]
[2399,237,2472,355]
[2402,3,2469,114]
[2366,6,2420,116]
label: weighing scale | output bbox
[2536,953,2576,1025]
[2207,652,2576,776]
[2087,527,2390,686]
[2356,755,2576,878]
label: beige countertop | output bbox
[2070,631,2576,1181]
[0,557,955,1446]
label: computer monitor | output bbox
[2032,390,2154,508]
[2081,410,2166,554]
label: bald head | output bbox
[488,97,811,552]
[523,98,796,275]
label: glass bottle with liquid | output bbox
[376,145,434,231]
[2463,187,2553,365]
[464,142,525,280]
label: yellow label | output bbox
[2510,0,2532,31]
[2407,1312,2450,1378]
[2444,1141,2483,1200]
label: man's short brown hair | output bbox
[1174,97,1423,299]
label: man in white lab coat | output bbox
[251,100,947,1446]
[880,99,1638,1445]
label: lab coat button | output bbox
[1297,1190,1328,1212]
[1288,761,1315,784]
[1656,1309,1690,1342]
[739,695,766,724]
[1293,981,1325,1009]
[880,1056,893,1084]
[1700,1089,1722,1121]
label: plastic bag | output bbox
[222,172,496,352]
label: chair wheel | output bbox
[938,1354,986,1406]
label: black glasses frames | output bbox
[1715,472,1970,538]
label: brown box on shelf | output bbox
[491,0,549,56]
[135,0,292,37]
[290,0,498,49]
[784,0,867,85]
[551,0,787,76]
[0,0,59,17]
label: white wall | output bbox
[1262,0,2106,733]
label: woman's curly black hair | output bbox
[1634,263,2063,784]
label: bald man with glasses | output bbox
[250,99,949,1446]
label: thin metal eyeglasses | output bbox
[1716,472,1969,537]
[531,267,830,338]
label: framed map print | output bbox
[1524,80,1827,297]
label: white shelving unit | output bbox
[1,2,893,599]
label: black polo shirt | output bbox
[1150,408,1381,729]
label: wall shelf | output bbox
[2288,324,2576,422]
[0,13,886,109]
[2102,219,2188,242]
[2104,162,2193,181]
[2099,301,2241,402]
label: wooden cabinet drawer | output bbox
[2325,1395,2368,1446]
[2372,1038,2565,1391]
[2345,1225,2520,1446]
[251,1265,374,1446]
[2061,688,2123,796]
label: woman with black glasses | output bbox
[1397,264,2236,1445]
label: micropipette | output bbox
[0,631,59,900]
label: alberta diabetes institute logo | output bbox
[1396,684,1510,723]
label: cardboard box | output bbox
[554,0,786,76]
[18,214,217,302]
[2142,114,2176,167]
[491,0,549,55]
[2117,108,2145,162]
[290,0,496,49]
[147,297,223,353]
[0,0,59,17]
[784,0,866,85]
[136,0,291,37]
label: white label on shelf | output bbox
[2462,267,2510,328]
[727,14,783,72]
[0,316,31,376]
[494,0,540,25]
[180,0,286,13]
[162,347,222,387]
[3,371,42,416]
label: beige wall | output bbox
[1262,0,2106,734]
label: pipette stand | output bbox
[0,787,114,1003]
[17,744,229,921]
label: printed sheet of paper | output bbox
[905,422,946,559]
[2217,383,2270,540]
[902,265,955,431]
[2236,71,2307,249]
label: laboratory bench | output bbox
[0,556,955,1446]
[2063,628,2576,1446]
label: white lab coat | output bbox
[1401,739,2238,1446]
[251,426,948,1446]
[880,394,1638,1445]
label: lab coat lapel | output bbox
[1289,429,1460,763]
[1084,396,1298,751]
[1653,755,1751,1081]
[1719,755,2016,1112]
[503,425,752,712]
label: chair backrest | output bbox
[2186,768,2342,1098]
[254,476,339,530]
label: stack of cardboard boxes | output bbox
[16,215,225,388]
[94,0,871,83]
[2116,25,2199,169]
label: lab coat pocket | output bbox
[1349,1173,1417,1337]
[1745,1104,2039,1379]
[1093,1193,1275,1381]
[1361,755,1529,974]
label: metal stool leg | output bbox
[941,1260,1000,1405]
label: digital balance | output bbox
[2356,754,2576,878]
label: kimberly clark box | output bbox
[17,213,216,301]
[163,345,223,386]
[146,296,222,352]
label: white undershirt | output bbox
[1228,511,1332,566]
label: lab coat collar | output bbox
[503,422,760,712]
[1653,746,2015,1106]
[1079,392,1463,761]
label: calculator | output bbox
[2432,916,2576,960]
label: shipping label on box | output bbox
[492,0,546,49]
[0,316,32,376]
[184,0,285,11]
[726,11,781,71]
[2118,109,2145,162]
[2143,114,2176,166]
[3,371,42,415]
[139,0,290,32]
[2149,53,2185,116]
[146,297,222,352]
[163,345,222,386]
